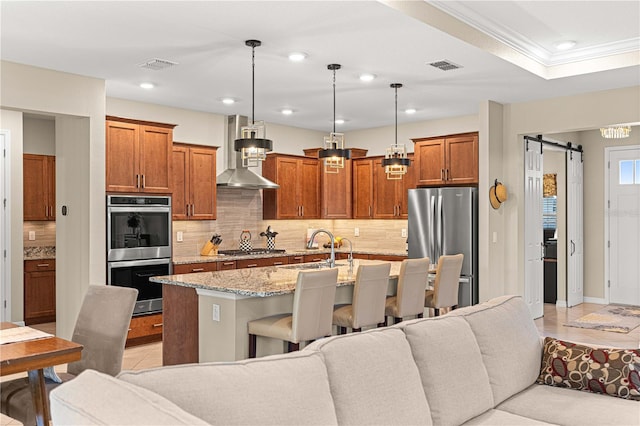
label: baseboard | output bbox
[555,300,567,308]
[584,296,607,305]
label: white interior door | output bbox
[608,146,640,305]
[0,131,8,322]
[524,139,544,318]
[566,150,584,307]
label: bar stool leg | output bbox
[394,317,403,324]
[287,342,300,352]
[352,328,361,332]
[248,334,257,358]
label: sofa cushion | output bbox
[401,316,495,425]
[450,295,543,405]
[118,351,337,425]
[305,327,433,425]
[49,370,210,425]
[462,409,555,425]
[537,337,640,400]
[497,383,640,426]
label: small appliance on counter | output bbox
[239,230,252,252]
[259,226,278,250]
[200,234,222,256]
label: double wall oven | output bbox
[107,195,171,316]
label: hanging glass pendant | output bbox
[234,39,273,167]
[320,64,350,173]
[381,83,410,180]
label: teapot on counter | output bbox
[239,230,252,251]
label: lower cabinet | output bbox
[126,313,163,347]
[236,256,289,269]
[173,262,217,274]
[24,260,56,325]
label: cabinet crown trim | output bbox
[107,116,177,129]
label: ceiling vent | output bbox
[429,60,462,71]
[139,58,178,71]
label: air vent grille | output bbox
[139,58,178,71]
[429,60,462,71]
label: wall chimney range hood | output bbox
[216,115,279,189]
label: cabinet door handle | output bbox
[142,174,146,189]
[222,262,235,266]
[247,264,258,268]
[37,263,50,267]
[186,204,190,216]
[152,323,163,328]
[273,262,284,265]
[369,205,372,217]
[136,174,140,188]
[446,169,449,181]
[301,205,304,217]
[191,268,204,272]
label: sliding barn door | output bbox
[566,150,584,307]
[524,139,544,319]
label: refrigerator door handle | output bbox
[437,194,443,261]
[429,195,436,261]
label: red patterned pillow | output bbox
[537,337,640,400]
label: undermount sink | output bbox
[280,262,347,270]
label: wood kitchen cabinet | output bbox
[372,155,415,219]
[262,154,320,219]
[412,133,478,186]
[172,143,217,220]
[173,262,217,274]
[126,313,163,347]
[236,256,289,269]
[24,259,56,325]
[23,154,55,221]
[106,116,176,193]
[304,148,368,219]
[352,158,374,219]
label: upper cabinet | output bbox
[372,154,415,219]
[304,147,368,219]
[106,116,176,193]
[412,133,478,186]
[352,158,374,219]
[262,154,320,219]
[172,143,218,220]
[24,154,55,221]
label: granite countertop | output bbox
[172,248,408,265]
[24,246,56,260]
[151,259,402,297]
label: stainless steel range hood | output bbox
[217,115,279,189]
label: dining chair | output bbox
[1,285,138,425]
[425,254,464,316]
[384,258,430,325]
[333,262,391,334]
[248,268,338,358]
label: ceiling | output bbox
[1,1,639,132]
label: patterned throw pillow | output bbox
[537,337,640,400]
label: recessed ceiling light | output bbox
[139,82,154,89]
[359,73,376,82]
[288,52,307,62]
[334,119,345,125]
[281,109,293,115]
[554,40,576,51]
[221,98,235,105]
[405,108,417,114]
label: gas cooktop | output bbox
[217,249,286,256]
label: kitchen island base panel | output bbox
[196,285,357,362]
[163,284,199,365]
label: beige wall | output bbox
[23,116,55,155]
[1,60,105,338]
[499,86,640,305]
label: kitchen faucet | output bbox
[307,229,336,268]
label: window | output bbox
[619,159,640,185]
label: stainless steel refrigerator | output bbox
[407,187,478,307]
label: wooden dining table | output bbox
[0,322,83,426]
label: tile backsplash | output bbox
[172,189,408,257]
[23,221,56,247]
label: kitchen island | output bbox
[151,259,402,364]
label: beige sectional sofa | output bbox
[49,295,639,425]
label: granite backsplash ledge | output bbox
[24,246,56,260]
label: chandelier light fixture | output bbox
[381,83,411,180]
[234,40,273,167]
[319,64,350,174]
[600,125,631,139]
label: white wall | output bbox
[23,117,55,155]
[499,86,640,303]
[1,60,105,338]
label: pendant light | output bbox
[382,83,410,180]
[234,39,273,167]
[319,64,350,174]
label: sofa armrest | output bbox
[50,370,210,425]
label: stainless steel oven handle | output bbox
[108,258,171,268]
